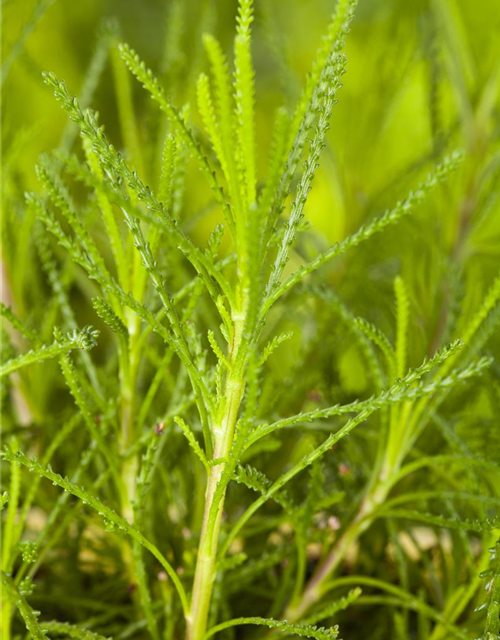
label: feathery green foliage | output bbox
[0,327,99,377]
[2,1,499,640]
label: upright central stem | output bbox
[187,315,247,640]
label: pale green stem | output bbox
[1,602,12,640]
[286,379,429,621]
[1,441,21,574]
[285,475,391,622]
[1,440,20,640]
[118,321,141,589]
[187,317,246,640]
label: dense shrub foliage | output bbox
[1,0,500,639]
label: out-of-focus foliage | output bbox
[1,0,500,639]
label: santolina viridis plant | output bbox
[2,0,500,639]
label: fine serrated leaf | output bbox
[204,616,338,640]
[174,416,209,472]
[354,317,396,380]
[265,48,347,298]
[40,620,111,640]
[1,572,49,640]
[0,303,41,346]
[233,0,256,206]
[259,331,294,366]
[380,509,500,532]
[208,330,229,368]
[304,587,362,625]
[92,298,128,339]
[0,326,99,377]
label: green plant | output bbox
[2,0,500,639]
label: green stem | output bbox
[1,439,20,640]
[1,439,20,574]
[1,601,12,640]
[286,385,425,621]
[285,460,396,622]
[187,317,246,640]
[119,328,141,591]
